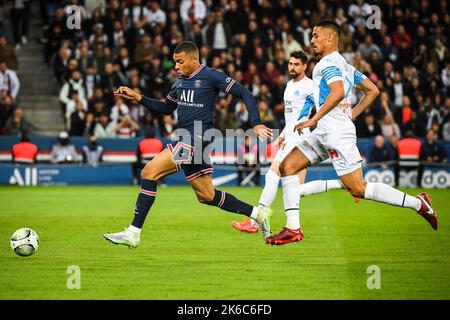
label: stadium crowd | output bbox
[0,0,449,164]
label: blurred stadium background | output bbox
[0,0,448,187]
[0,0,449,300]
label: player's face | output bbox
[288,57,306,80]
[173,51,198,77]
[311,27,327,56]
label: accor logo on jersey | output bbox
[179,89,194,103]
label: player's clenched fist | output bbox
[113,86,142,102]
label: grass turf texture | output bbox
[0,186,448,299]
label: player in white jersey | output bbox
[270,20,438,245]
[231,51,346,243]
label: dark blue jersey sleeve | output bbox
[210,69,261,127]
[139,82,178,115]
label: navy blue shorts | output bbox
[167,137,214,182]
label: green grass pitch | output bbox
[0,186,449,299]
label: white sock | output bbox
[250,206,258,220]
[364,182,421,211]
[286,210,300,230]
[300,179,344,197]
[258,169,280,207]
[128,225,142,235]
[282,175,301,229]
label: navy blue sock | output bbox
[131,179,157,228]
[207,189,253,216]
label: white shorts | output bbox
[274,134,306,163]
[297,127,362,176]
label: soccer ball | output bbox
[10,228,39,257]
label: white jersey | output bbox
[281,76,315,140]
[312,51,366,131]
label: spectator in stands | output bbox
[380,35,398,62]
[357,34,382,61]
[0,36,18,70]
[94,112,116,138]
[82,135,104,166]
[180,0,207,27]
[11,135,38,164]
[348,0,372,27]
[10,0,31,50]
[237,135,260,187]
[116,114,139,138]
[65,90,88,130]
[379,93,401,147]
[431,38,449,70]
[356,111,382,138]
[69,96,89,137]
[420,129,447,163]
[84,0,107,18]
[53,48,71,85]
[417,129,447,187]
[123,0,149,37]
[282,33,302,60]
[368,135,396,169]
[205,8,232,57]
[0,95,15,134]
[147,1,166,29]
[5,108,33,136]
[59,70,86,114]
[134,34,156,70]
[110,96,129,124]
[51,131,79,164]
[0,61,20,101]
[99,62,122,106]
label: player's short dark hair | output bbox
[289,50,308,64]
[316,20,341,37]
[174,41,199,57]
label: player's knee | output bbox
[141,166,158,181]
[348,185,366,198]
[279,161,295,177]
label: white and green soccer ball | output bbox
[10,228,39,257]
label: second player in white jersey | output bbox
[275,76,315,162]
[231,50,345,243]
[282,77,315,139]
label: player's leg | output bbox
[231,159,281,233]
[339,167,439,230]
[258,160,282,207]
[190,173,271,238]
[266,147,312,245]
[103,148,178,247]
[300,178,344,197]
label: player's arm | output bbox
[294,65,345,134]
[351,78,380,120]
[113,86,177,115]
[295,81,344,134]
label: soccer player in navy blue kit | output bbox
[104,41,273,248]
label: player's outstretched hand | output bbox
[254,124,273,141]
[294,118,317,135]
[113,86,141,101]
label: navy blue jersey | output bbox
[164,65,259,130]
